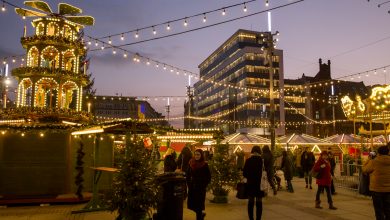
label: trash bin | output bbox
[153,172,186,220]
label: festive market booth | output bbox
[217,132,271,155]
[156,128,217,158]
[70,120,154,212]
[324,134,370,158]
[0,112,93,204]
[277,133,336,154]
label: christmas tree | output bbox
[208,138,240,203]
[108,134,159,220]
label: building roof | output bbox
[278,133,331,145]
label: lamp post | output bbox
[329,84,338,134]
[264,31,279,151]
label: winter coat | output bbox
[301,151,315,172]
[187,163,211,211]
[176,147,192,174]
[313,158,332,186]
[281,155,294,181]
[262,150,274,176]
[362,155,390,193]
[164,154,177,172]
[243,154,265,198]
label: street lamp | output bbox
[3,77,10,109]
[263,31,279,151]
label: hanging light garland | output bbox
[93,0,258,43]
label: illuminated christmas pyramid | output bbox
[12,1,94,110]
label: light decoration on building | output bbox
[341,84,390,121]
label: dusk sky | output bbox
[1,0,390,127]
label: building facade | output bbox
[193,29,285,134]
[87,95,168,126]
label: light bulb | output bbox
[95,41,98,47]
[243,3,247,12]
[1,2,5,12]
[101,44,105,50]
[166,23,171,30]
[22,16,26,19]
[265,0,269,7]
[184,18,188,27]
[203,14,207,23]
[108,37,112,44]
[88,41,91,45]
[135,30,139,38]
[123,53,127,58]
[152,26,156,35]
[120,34,124,41]
[222,8,226,15]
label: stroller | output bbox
[274,169,285,191]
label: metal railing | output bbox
[333,160,362,193]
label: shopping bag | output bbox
[236,182,248,199]
[260,159,269,193]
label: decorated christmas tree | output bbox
[107,134,159,220]
[208,138,240,203]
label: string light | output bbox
[95,41,98,47]
[123,53,128,58]
[166,22,171,30]
[135,30,139,38]
[222,8,226,15]
[152,26,156,35]
[108,36,112,44]
[2,1,5,12]
[243,3,247,12]
[203,13,207,23]
[265,0,269,7]
[120,33,124,41]
[112,49,116,55]
[184,18,188,27]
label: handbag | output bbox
[310,167,321,179]
[358,171,371,196]
[236,182,248,199]
[260,159,269,193]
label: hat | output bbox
[320,151,328,156]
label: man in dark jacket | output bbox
[328,149,337,195]
[262,145,277,195]
[301,147,316,189]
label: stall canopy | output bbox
[278,133,336,153]
[215,132,270,153]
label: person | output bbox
[163,148,177,172]
[243,146,265,220]
[262,145,277,195]
[301,147,316,189]
[281,150,294,193]
[313,151,337,210]
[328,149,337,195]
[176,145,193,174]
[295,148,303,178]
[187,149,211,220]
[362,145,390,220]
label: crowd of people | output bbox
[161,143,390,220]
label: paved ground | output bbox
[0,178,375,220]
